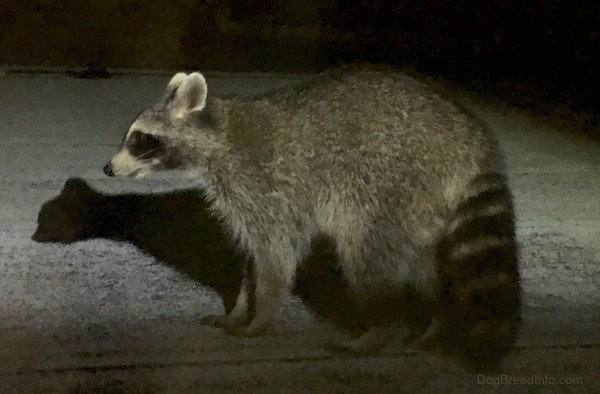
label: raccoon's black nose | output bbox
[103,164,114,177]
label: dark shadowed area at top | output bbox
[0,0,597,136]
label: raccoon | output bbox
[104,70,521,367]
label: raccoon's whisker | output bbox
[136,148,161,160]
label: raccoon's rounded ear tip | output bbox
[167,72,189,92]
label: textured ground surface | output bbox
[0,72,598,393]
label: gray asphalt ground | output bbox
[0,72,598,393]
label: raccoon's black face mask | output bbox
[125,130,163,159]
[103,129,183,178]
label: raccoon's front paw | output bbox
[200,314,245,330]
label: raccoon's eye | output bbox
[127,131,163,158]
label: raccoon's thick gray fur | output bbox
[105,70,521,368]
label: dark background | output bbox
[1,0,597,135]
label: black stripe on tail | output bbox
[435,172,521,370]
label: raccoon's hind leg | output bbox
[326,324,411,355]
[325,286,435,355]
[326,208,438,355]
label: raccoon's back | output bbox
[268,71,496,194]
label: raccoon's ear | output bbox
[169,72,208,119]
[166,72,188,94]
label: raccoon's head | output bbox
[104,72,216,178]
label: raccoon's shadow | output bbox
[32,178,382,335]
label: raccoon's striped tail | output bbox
[433,171,521,370]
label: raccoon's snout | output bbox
[103,163,114,177]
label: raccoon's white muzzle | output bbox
[104,148,156,178]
